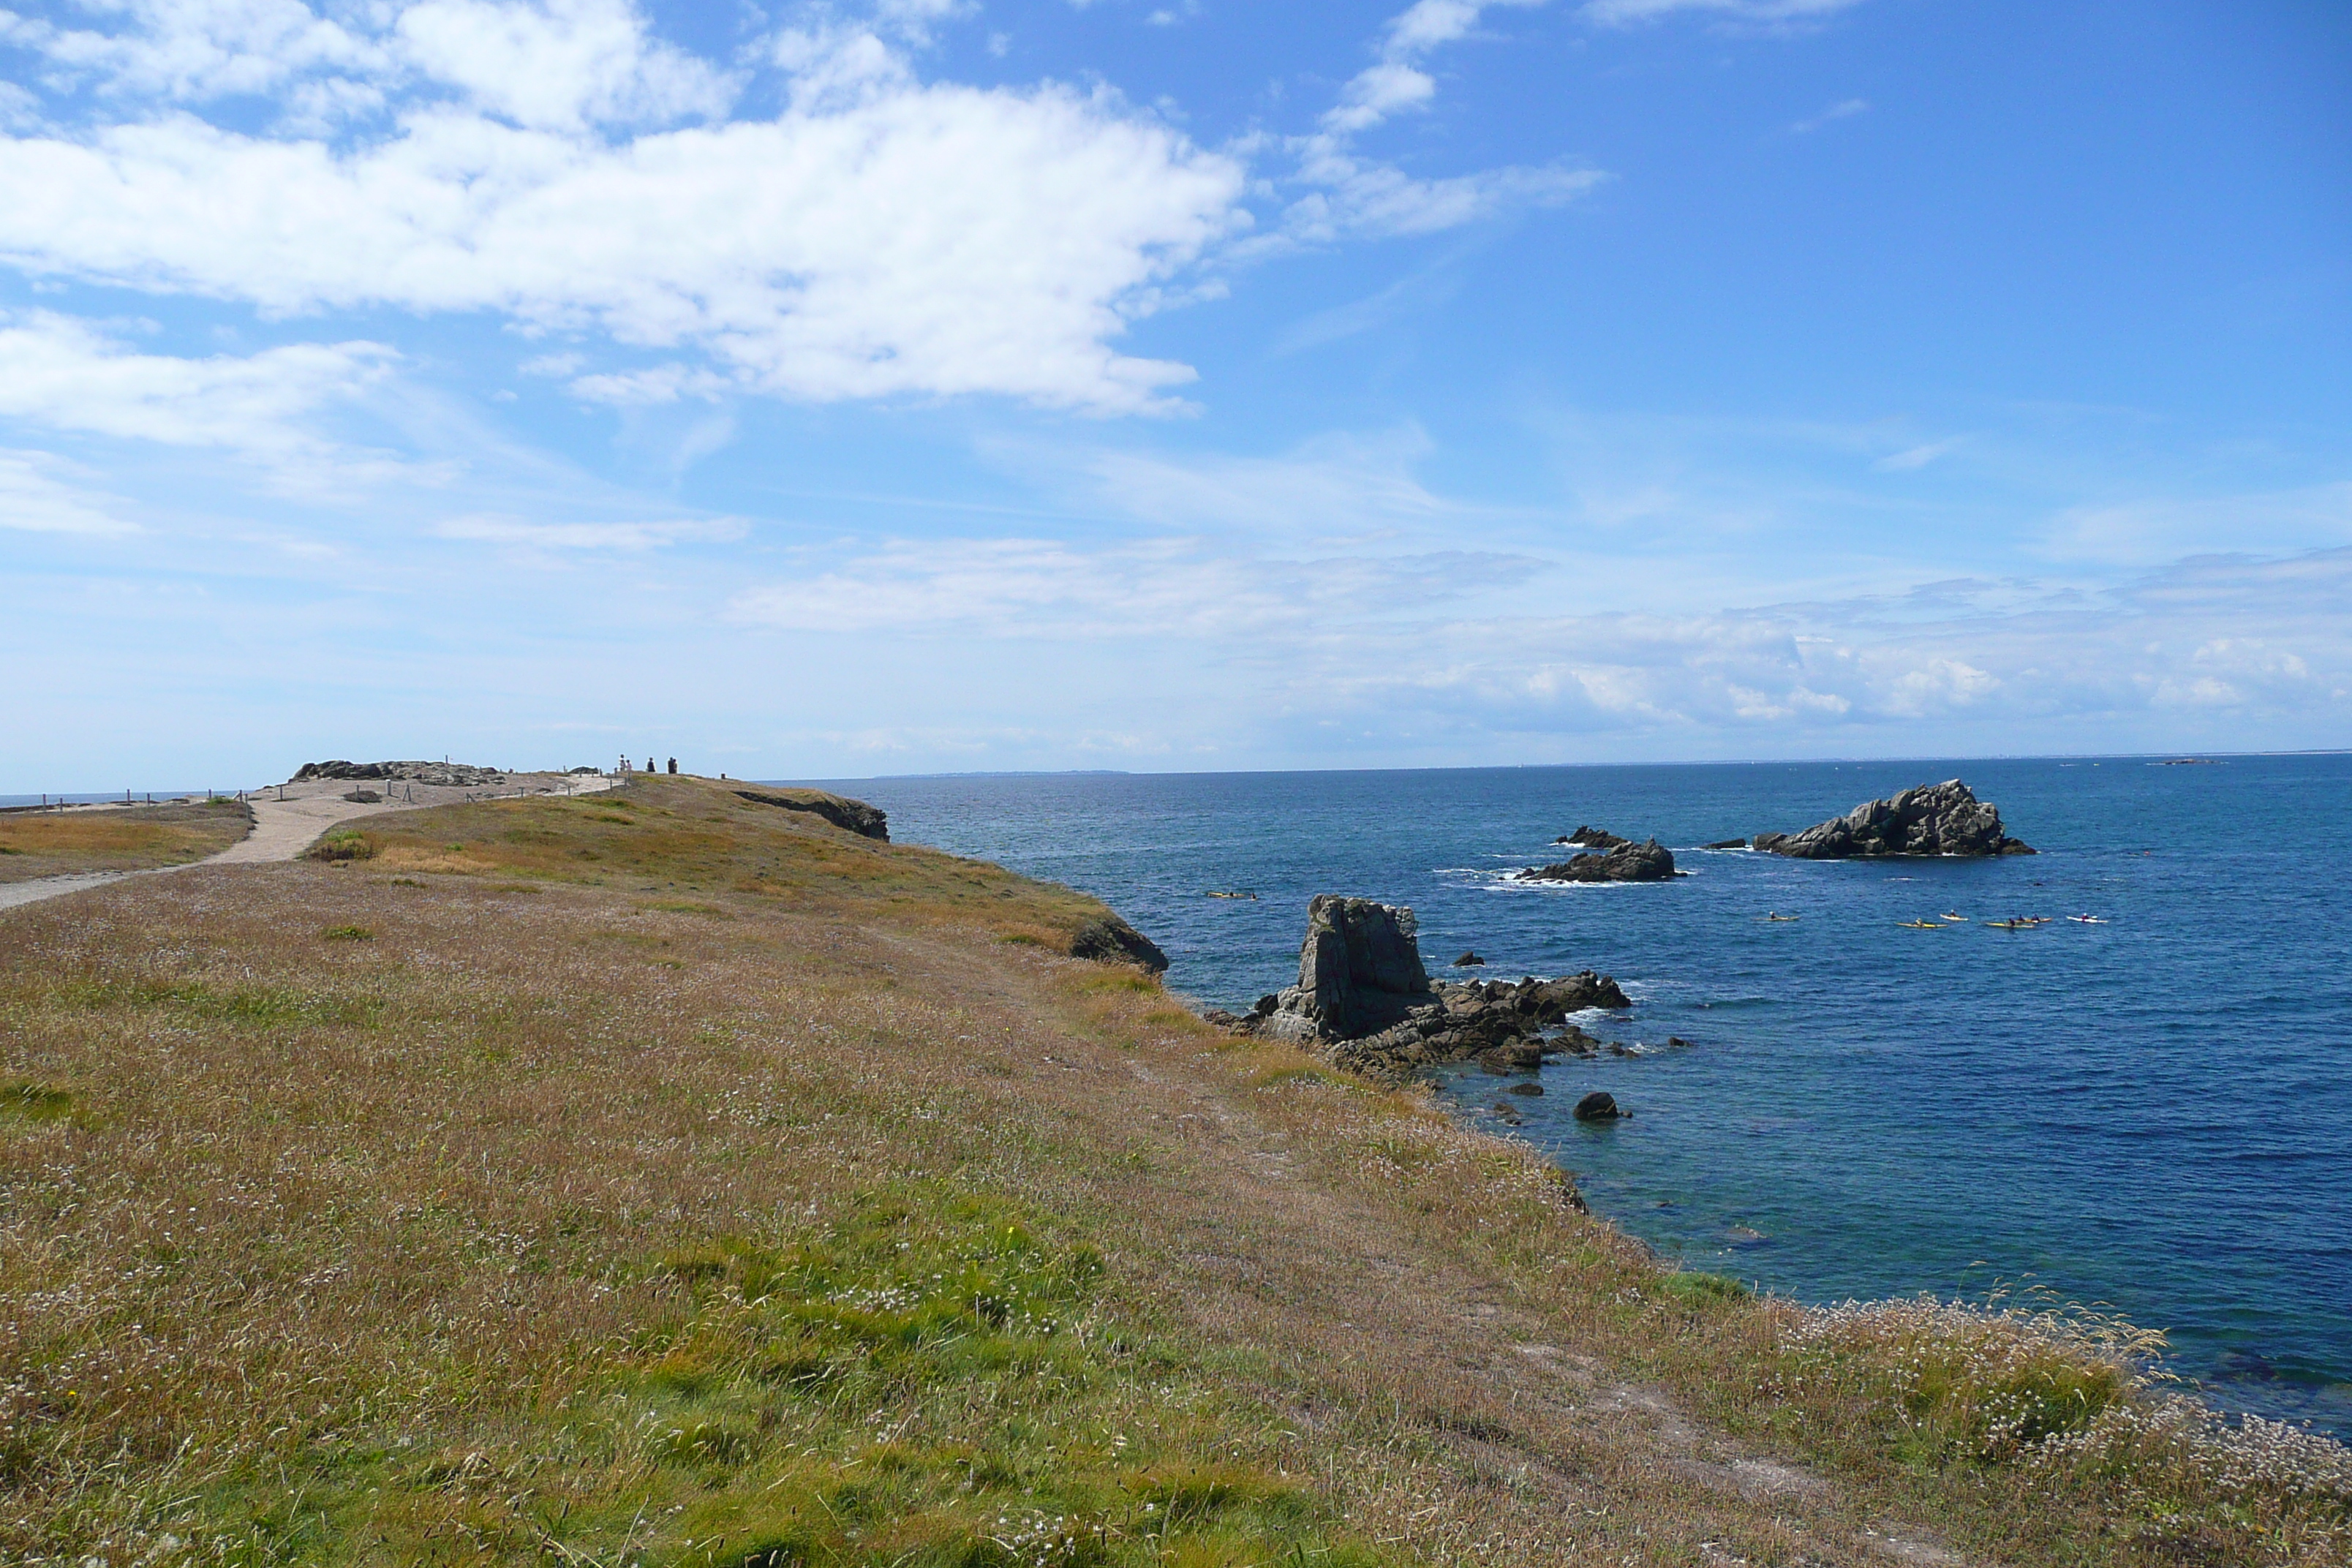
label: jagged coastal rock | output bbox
[1518,838,1677,883]
[734,788,890,842]
[292,760,507,787]
[1556,825,1629,848]
[1221,896,1631,1082]
[1258,895,1436,1041]
[1752,780,2034,859]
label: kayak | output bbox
[2068,915,2107,924]
[1985,919,2035,930]
[1898,920,1945,929]
[1763,913,1801,921]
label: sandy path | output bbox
[0,870,137,912]
[1,772,621,908]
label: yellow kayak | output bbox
[1898,919,1944,929]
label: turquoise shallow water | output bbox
[789,756,2352,1435]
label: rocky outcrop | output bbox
[1453,951,1485,968]
[1752,780,2033,859]
[292,760,505,787]
[1556,825,1629,848]
[1229,896,1632,1083]
[734,789,889,842]
[1068,916,1169,974]
[1574,1091,1627,1121]
[1518,838,1676,883]
[1256,896,1436,1042]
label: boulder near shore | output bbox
[1751,779,2034,858]
[1211,895,1629,1082]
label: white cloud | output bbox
[0,0,387,106]
[0,1,1608,411]
[0,451,135,535]
[0,312,399,483]
[0,12,1247,415]
[1327,0,1548,137]
[0,99,1241,413]
[393,0,734,129]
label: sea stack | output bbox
[1751,780,2034,859]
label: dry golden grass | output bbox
[0,800,252,883]
[0,778,2342,1568]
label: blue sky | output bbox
[1,0,2347,788]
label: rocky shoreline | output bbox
[1200,894,1640,1085]
[1177,780,2036,1094]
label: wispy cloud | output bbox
[1583,0,1870,29]
[2041,482,2352,568]
[728,535,1539,637]
[0,451,135,535]
[1270,0,1604,246]
[1874,434,1961,471]
[1792,97,1869,134]
[0,312,402,491]
[434,513,749,550]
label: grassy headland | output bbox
[0,799,252,884]
[0,776,2343,1567]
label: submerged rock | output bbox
[1519,839,1677,883]
[1753,780,2033,859]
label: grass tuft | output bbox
[0,1080,75,1122]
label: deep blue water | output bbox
[792,757,2352,1434]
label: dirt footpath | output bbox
[1,772,619,907]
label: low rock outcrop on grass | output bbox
[734,787,890,841]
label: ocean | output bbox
[793,755,2352,1436]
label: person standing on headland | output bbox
[666,758,678,774]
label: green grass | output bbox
[355,777,1139,960]
[0,1081,75,1123]
[175,1189,1395,1568]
